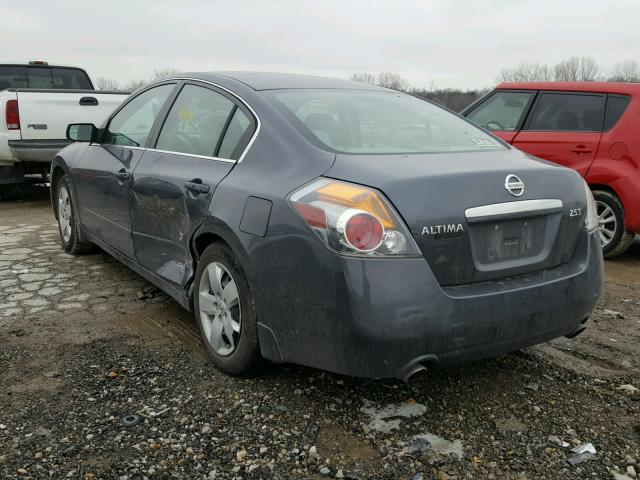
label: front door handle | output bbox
[571,145,593,154]
[114,169,130,181]
[185,180,210,194]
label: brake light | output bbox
[338,210,384,251]
[5,100,20,130]
[28,60,48,65]
[290,178,421,256]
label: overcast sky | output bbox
[1,0,639,90]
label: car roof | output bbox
[496,81,640,95]
[179,71,391,92]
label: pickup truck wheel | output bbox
[193,243,261,375]
[55,175,92,254]
[592,190,634,258]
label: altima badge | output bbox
[505,174,524,197]
[422,224,464,238]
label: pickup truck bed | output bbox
[1,88,127,166]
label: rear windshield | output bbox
[266,89,505,154]
[0,66,92,90]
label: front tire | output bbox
[592,190,634,258]
[55,175,92,254]
[194,243,261,375]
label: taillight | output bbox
[5,100,20,130]
[290,178,421,257]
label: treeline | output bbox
[351,72,485,111]
[352,57,640,111]
[96,57,640,112]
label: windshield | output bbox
[267,89,505,154]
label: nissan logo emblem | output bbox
[505,174,525,197]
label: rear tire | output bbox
[193,243,261,375]
[55,175,93,255]
[592,190,634,258]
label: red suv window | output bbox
[525,93,605,132]
[604,95,630,131]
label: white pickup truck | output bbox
[0,61,128,191]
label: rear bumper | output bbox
[8,139,71,163]
[263,230,603,378]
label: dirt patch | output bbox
[317,424,378,466]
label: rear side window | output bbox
[604,95,630,131]
[527,93,605,132]
[466,91,533,131]
[217,108,252,159]
[156,84,236,157]
[103,84,174,146]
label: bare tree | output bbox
[376,72,411,91]
[350,72,378,85]
[152,68,181,81]
[497,62,554,82]
[554,56,600,81]
[125,78,147,91]
[608,60,640,82]
[95,77,120,90]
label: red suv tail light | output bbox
[5,100,20,130]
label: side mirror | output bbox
[67,123,97,142]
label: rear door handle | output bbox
[571,146,593,154]
[185,180,210,194]
[79,96,99,106]
[114,169,130,181]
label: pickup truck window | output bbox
[0,66,92,90]
[466,91,533,131]
[103,84,174,147]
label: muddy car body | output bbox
[50,72,604,379]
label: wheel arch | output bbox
[189,221,255,297]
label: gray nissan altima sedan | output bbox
[51,72,604,380]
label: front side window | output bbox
[526,93,605,132]
[103,84,174,147]
[156,85,236,157]
[466,91,533,131]
[267,89,505,154]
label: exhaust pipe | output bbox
[401,363,428,383]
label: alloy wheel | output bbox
[595,200,617,248]
[198,262,241,356]
[58,185,72,243]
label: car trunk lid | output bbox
[325,149,587,286]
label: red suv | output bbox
[462,82,639,257]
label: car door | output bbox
[75,83,176,258]
[131,81,256,289]
[464,90,536,143]
[511,92,605,176]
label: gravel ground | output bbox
[0,186,639,480]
